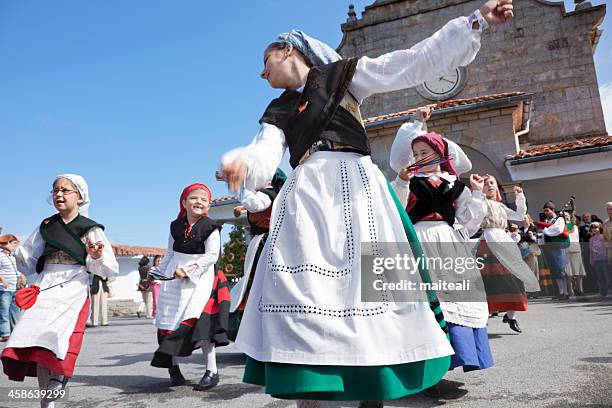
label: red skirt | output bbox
[151,270,230,368]
[477,241,528,312]
[1,298,90,381]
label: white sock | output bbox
[506,311,516,320]
[200,340,217,374]
[37,365,50,389]
[296,400,324,408]
[556,279,567,295]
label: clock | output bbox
[416,67,467,101]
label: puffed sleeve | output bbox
[181,230,221,281]
[14,228,44,278]
[241,190,273,213]
[504,193,527,221]
[85,227,119,281]
[542,217,566,237]
[349,10,486,102]
[220,123,287,191]
[455,188,487,237]
[389,120,425,174]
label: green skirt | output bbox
[240,180,451,401]
[243,356,450,401]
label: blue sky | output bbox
[1,0,610,247]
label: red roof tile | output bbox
[364,92,526,124]
[211,195,239,204]
[507,135,612,160]
[111,244,166,257]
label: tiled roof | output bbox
[507,135,612,160]
[111,244,166,257]
[364,92,526,124]
[211,195,239,204]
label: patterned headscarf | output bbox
[54,174,90,216]
[411,133,458,176]
[272,29,341,66]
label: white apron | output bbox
[235,151,454,366]
[155,251,216,331]
[413,221,489,328]
[230,233,265,313]
[7,264,88,360]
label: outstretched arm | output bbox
[350,1,513,102]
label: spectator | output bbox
[519,218,541,281]
[589,222,609,298]
[602,202,612,275]
[137,256,153,319]
[508,223,521,243]
[564,211,586,297]
[538,201,570,300]
[0,235,26,341]
[151,255,163,318]
[90,275,111,326]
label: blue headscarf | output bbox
[272,29,341,67]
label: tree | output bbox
[218,225,247,281]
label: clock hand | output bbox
[440,78,455,85]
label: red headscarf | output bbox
[178,183,213,219]
[483,175,502,202]
[411,132,457,176]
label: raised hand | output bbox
[514,185,523,195]
[220,160,247,193]
[470,174,485,192]
[174,267,187,279]
[398,166,415,182]
[416,106,434,123]
[480,0,513,26]
[86,238,104,260]
[233,206,246,218]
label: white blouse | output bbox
[221,11,486,190]
[16,226,118,281]
[156,230,220,280]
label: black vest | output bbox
[170,216,221,254]
[407,177,465,226]
[260,58,370,168]
[37,214,104,273]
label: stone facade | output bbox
[338,0,606,145]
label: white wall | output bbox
[521,169,612,220]
[110,256,143,302]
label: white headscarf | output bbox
[53,174,91,217]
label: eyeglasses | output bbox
[50,188,79,196]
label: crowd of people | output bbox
[507,202,612,300]
[0,1,610,407]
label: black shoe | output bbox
[169,365,186,386]
[422,384,441,398]
[508,320,521,333]
[136,311,141,318]
[193,370,219,391]
[502,314,509,323]
[358,401,384,408]
[489,312,499,318]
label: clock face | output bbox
[416,67,467,101]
